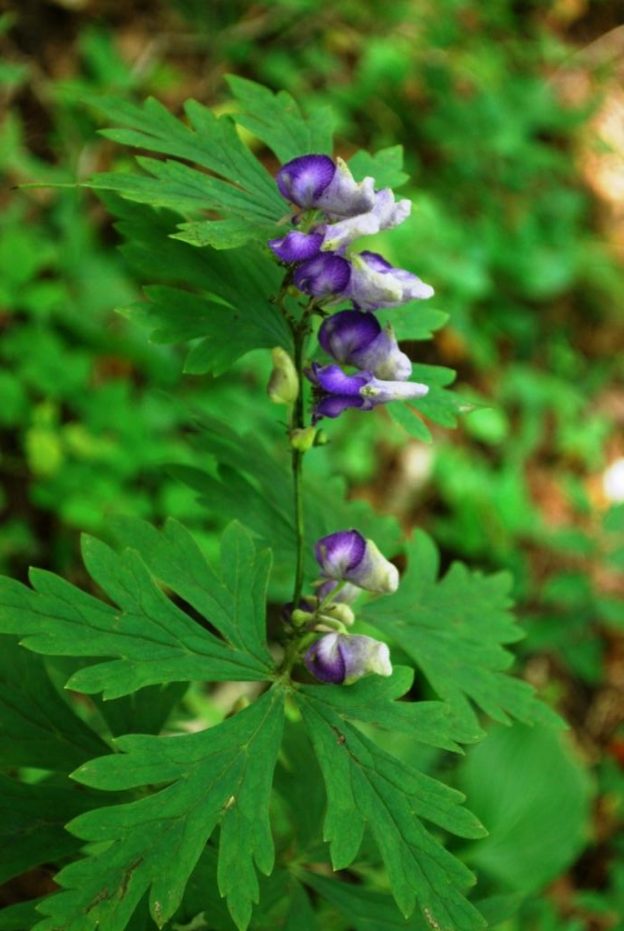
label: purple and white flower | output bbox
[315,529,399,593]
[347,251,434,311]
[307,362,428,421]
[276,155,375,217]
[293,253,351,298]
[318,309,412,381]
[321,188,411,253]
[270,189,412,262]
[304,632,392,684]
[268,230,325,263]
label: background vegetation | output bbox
[1,1,623,928]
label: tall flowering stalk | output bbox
[268,154,434,684]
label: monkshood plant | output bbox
[0,79,560,931]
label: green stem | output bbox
[291,320,306,608]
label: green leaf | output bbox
[298,666,482,752]
[0,637,108,771]
[37,689,285,931]
[91,682,187,738]
[378,304,449,342]
[171,217,273,250]
[0,775,99,884]
[85,94,284,245]
[296,686,486,930]
[114,211,291,374]
[107,198,293,375]
[363,532,561,729]
[388,365,474,441]
[348,146,409,189]
[172,414,401,596]
[302,871,429,930]
[0,899,44,931]
[0,521,274,699]
[459,723,591,893]
[126,277,291,376]
[226,76,335,162]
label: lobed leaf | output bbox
[0,774,101,886]
[35,689,285,931]
[0,637,108,771]
[296,688,486,930]
[226,76,335,162]
[348,145,410,189]
[299,666,482,751]
[85,94,285,247]
[363,532,562,729]
[0,521,275,699]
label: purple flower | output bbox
[304,632,392,684]
[268,230,324,263]
[293,253,351,298]
[315,529,399,593]
[347,251,434,311]
[318,309,412,380]
[321,188,411,253]
[276,155,375,217]
[307,363,428,421]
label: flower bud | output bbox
[267,347,299,405]
[321,602,355,626]
[315,530,399,594]
[290,426,318,452]
[304,632,392,684]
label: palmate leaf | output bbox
[295,682,487,931]
[348,145,410,190]
[85,93,285,249]
[109,198,292,375]
[390,365,475,443]
[226,75,335,162]
[0,521,274,699]
[0,637,108,771]
[363,532,562,729]
[36,688,285,931]
[302,871,430,930]
[0,774,102,886]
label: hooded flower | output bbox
[318,309,412,381]
[269,188,412,262]
[304,632,392,684]
[292,253,351,298]
[268,230,325,263]
[321,188,411,253]
[315,529,399,594]
[307,363,428,421]
[347,251,434,311]
[276,155,375,217]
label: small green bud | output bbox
[267,347,299,405]
[291,426,317,452]
[323,603,355,626]
[291,608,315,626]
[314,429,329,446]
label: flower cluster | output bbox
[269,154,434,421]
[290,529,396,685]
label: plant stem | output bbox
[291,319,306,608]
